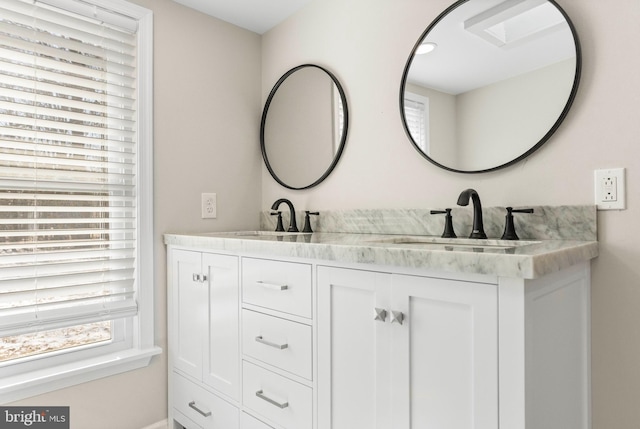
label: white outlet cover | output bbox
[595,168,626,210]
[201,193,217,218]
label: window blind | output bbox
[0,0,139,337]
[404,97,427,151]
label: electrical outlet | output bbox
[595,168,625,210]
[201,193,217,219]
[602,176,617,201]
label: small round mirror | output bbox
[261,64,349,189]
[400,0,581,173]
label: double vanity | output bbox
[165,204,597,429]
[166,0,590,425]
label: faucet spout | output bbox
[271,198,299,232]
[456,188,487,239]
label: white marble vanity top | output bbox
[164,230,598,279]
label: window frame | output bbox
[0,0,160,403]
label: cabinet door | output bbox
[172,250,206,380]
[391,274,499,429]
[317,266,392,429]
[203,253,240,400]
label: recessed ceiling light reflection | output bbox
[416,42,437,55]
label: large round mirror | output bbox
[261,64,349,189]
[400,0,581,173]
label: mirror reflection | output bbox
[401,0,580,173]
[261,64,348,189]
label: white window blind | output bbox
[0,0,139,337]
[404,93,429,153]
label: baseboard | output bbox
[141,419,168,429]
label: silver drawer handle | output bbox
[256,280,288,291]
[188,401,212,417]
[256,390,289,409]
[255,335,288,350]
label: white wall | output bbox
[12,1,262,428]
[262,0,640,427]
[457,58,575,171]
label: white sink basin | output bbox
[208,230,303,236]
[369,236,540,252]
[204,230,309,239]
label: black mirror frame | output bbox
[261,64,349,190]
[399,0,582,174]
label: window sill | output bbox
[0,346,162,404]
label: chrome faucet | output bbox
[271,198,298,232]
[456,188,487,239]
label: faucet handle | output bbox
[302,211,319,233]
[430,209,457,238]
[270,211,285,232]
[501,207,534,240]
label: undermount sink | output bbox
[211,231,304,237]
[205,230,309,238]
[368,236,540,252]
[209,230,287,236]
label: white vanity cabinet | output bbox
[317,266,499,429]
[168,249,240,429]
[166,232,593,429]
[317,262,591,429]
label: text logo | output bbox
[0,407,69,429]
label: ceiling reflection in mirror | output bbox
[261,64,348,189]
[401,0,580,173]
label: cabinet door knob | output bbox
[391,311,404,325]
[188,401,212,417]
[374,308,387,322]
[192,273,208,283]
[255,335,288,350]
[256,390,289,409]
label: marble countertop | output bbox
[164,230,598,279]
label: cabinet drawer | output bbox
[242,361,312,429]
[242,258,312,318]
[241,412,275,429]
[173,410,201,429]
[242,309,312,380]
[173,373,239,429]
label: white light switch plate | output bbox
[595,168,625,210]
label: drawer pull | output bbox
[188,401,212,417]
[256,280,288,291]
[256,390,289,409]
[255,335,289,350]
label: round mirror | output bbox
[400,0,581,173]
[261,64,349,189]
